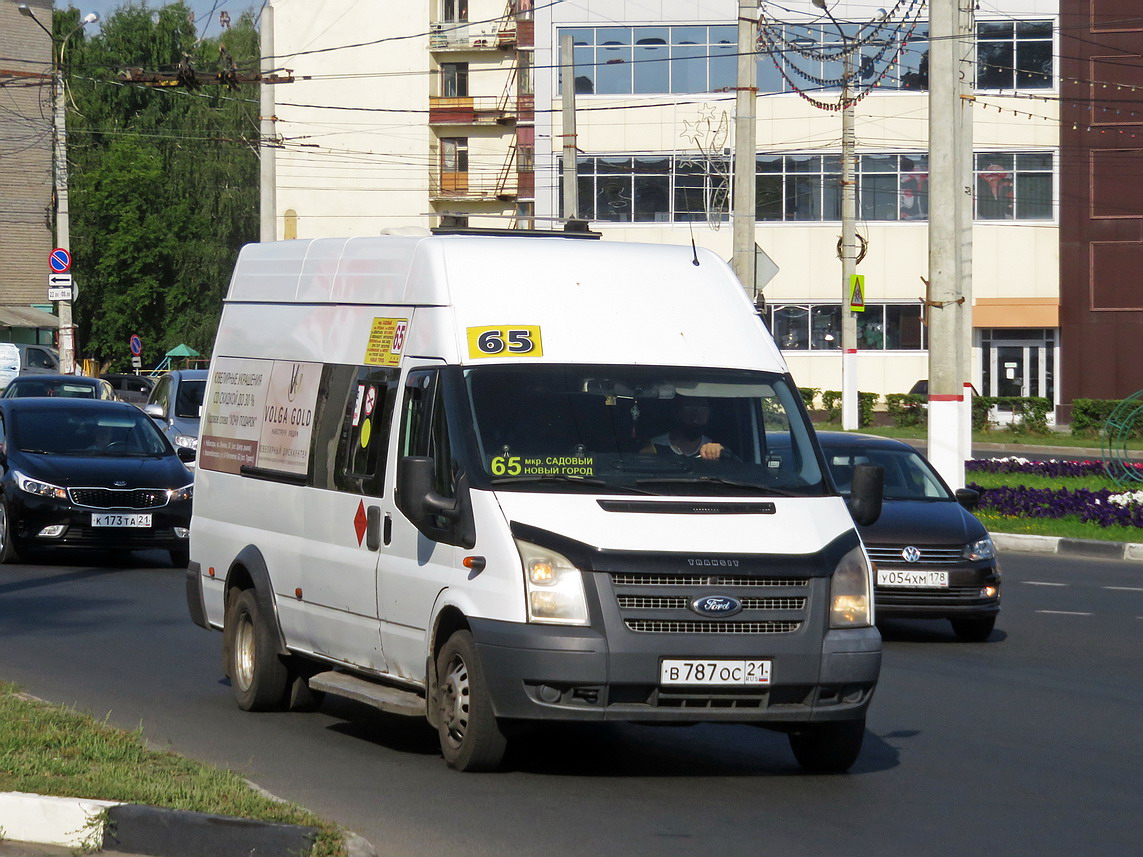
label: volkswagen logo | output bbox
[690,595,743,618]
[901,546,922,563]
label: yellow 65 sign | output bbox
[466,325,543,359]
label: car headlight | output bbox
[830,545,873,629]
[514,539,589,626]
[174,434,198,451]
[964,536,995,561]
[168,483,194,503]
[14,470,67,501]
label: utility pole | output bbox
[18,5,99,376]
[260,3,276,242]
[560,33,578,222]
[927,0,973,488]
[839,45,858,430]
[731,0,758,293]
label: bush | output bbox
[885,393,926,428]
[798,387,819,412]
[1072,398,1143,439]
[821,390,877,428]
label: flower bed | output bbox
[966,456,1143,529]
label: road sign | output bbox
[849,274,866,312]
[131,355,142,369]
[48,287,73,302]
[130,334,143,356]
[49,248,71,273]
[49,273,72,287]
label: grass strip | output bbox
[0,683,345,856]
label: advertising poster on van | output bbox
[200,357,321,476]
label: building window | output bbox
[976,20,1053,90]
[561,25,735,95]
[975,153,1053,220]
[766,304,926,351]
[441,63,468,97]
[441,138,468,173]
[570,151,1049,223]
[443,0,467,23]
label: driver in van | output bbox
[641,396,726,460]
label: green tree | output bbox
[62,2,259,370]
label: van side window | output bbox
[401,369,454,502]
[338,368,398,495]
[26,348,55,370]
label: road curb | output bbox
[0,791,377,856]
[993,532,1143,562]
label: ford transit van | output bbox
[186,230,883,772]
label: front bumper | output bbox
[874,564,1001,619]
[11,493,191,553]
[469,616,881,725]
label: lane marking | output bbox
[1103,586,1143,592]
[1025,581,1068,587]
[1036,610,1092,616]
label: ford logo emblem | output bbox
[901,546,922,563]
[690,595,743,618]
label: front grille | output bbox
[68,488,170,510]
[611,573,808,588]
[625,619,802,634]
[617,595,806,611]
[865,545,964,565]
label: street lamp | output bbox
[812,0,859,430]
[17,4,99,375]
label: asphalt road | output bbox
[1,549,1140,857]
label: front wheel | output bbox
[0,502,22,564]
[950,615,996,642]
[788,718,865,773]
[225,589,289,711]
[435,631,507,772]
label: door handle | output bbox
[366,505,382,552]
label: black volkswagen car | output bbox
[817,432,1001,642]
[0,398,194,567]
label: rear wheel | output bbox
[950,615,996,642]
[0,502,22,564]
[435,631,507,772]
[225,589,289,711]
[788,718,866,773]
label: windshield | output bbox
[13,409,170,456]
[461,365,825,496]
[824,445,952,501]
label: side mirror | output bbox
[955,487,980,510]
[846,464,884,527]
[398,456,459,526]
[176,446,197,463]
[143,403,164,420]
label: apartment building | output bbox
[268,1,1140,412]
[0,0,61,344]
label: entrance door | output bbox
[984,341,1048,399]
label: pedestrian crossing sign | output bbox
[849,275,866,312]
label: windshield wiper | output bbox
[489,474,653,494]
[634,476,804,496]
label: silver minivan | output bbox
[0,343,61,391]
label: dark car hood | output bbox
[857,499,988,546]
[15,453,192,489]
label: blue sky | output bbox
[66,1,263,37]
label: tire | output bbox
[169,546,190,568]
[788,718,866,773]
[435,630,507,772]
[950,615,996,642]
[0,502,22,564]
[225,589,289,711]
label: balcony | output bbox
[429,168,518,202]
[430,22,516,52]
[429,96,516,126]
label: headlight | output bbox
[964,536,995,561]
[174,434,198,451]
[14,470,67,501]
[830,545,873,629]
[168,483,194,503]
[514,539,589,626]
